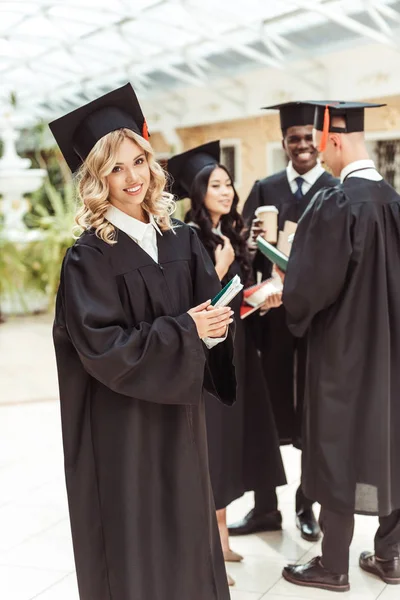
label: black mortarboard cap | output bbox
[307,100,386,151]
[263,101,316,132]
[167,141,220,199]
[310,100,386,133]
[49,83,149,173]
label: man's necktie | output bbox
[294,176,305,201]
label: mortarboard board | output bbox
[49,83,149,173]
[263,102,316,133]
[308,100,386,151]
[167,141,220,199]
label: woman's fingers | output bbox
[207,318,233,332]
[205,309,233,323]
[189,299,212,313]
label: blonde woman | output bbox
[50,84,236,600]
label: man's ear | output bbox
[281,138,286,152]
[330,133,341,149]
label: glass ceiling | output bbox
[1,0,400,126]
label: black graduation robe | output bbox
[193,227,286,510]
[283,178,400,516]
[53,221,236,600]
[242,169,338,445]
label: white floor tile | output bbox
[0,503,66,552]
[0,565,68,600]
[226,555,286,594]
[228,529,316,563]
[32,573,79,600]
[378,585,400,599]
[0,527,75,571]
[261,595,330,600]
[230,591,263,600]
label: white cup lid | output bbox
[255,205,279,215]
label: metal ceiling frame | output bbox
[0,0,400,131]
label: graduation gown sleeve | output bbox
[62,242,206,404]
[283,188,353,338]
[242,180,262,226]
[189,227,236,405]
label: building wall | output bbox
[151,95,400,207]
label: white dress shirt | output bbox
[286,160,326,195]
[340,159,383,183]
[105,205,226,348]
[105,204,162,263]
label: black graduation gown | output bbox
[242,169,338,445]
[193,228,286,510]
[53,221,236,600]
[283,178,400,517]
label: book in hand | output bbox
[240,275,283,319]
[211,274,243,307]
[257,236,289,272]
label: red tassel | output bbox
[319,106,330,152]
[142,120,149,140]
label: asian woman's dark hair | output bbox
[185,164,252,285]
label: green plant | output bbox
[0,177,76,313]
[26,178,77,307]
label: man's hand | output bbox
[247,218,267,250]
[273,265,285,283]
[188,300,233,339]
[260,292,283,312]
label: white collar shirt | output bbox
[340,159,383,183]
[286,160,326,195]
[105,204,162,263]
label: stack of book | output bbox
[211,275,243,307]
[240,274,283,319]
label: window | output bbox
[376,140,400,191]
[220,140,241,187]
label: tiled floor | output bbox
[0,315,391,599]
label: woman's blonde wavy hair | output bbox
[75,128,175,244]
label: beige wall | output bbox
[151,94,400,207]
[177,115,282,204]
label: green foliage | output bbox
[0,172,77,313]
[27,177,77,306]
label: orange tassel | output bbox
[319,106,330,152]
[142,120,149,140]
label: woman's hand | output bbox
[188,300,233,339]
[215,236,235,280]
[260,292,283,312]
[247,218,266,251]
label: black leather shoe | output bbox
[228,509,282,536]
[283,556,350,592]
[296,508,321,542]
[359,551,400,584]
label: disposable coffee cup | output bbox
[255,206,279,243]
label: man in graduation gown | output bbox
[49,84,237,600]
[282,101,400,592]
[230,102,337,542]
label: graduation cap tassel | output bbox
[319,106,330,152]
[142,120,149,141]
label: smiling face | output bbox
[282,124,318,175]
[203,166,235,225]
[106,136,151,218]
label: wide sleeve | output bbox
[242,181,273,278]
[242,180,262,226]
[61,243,206,404]
[189,228,237,406]
[283,187,353,337]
